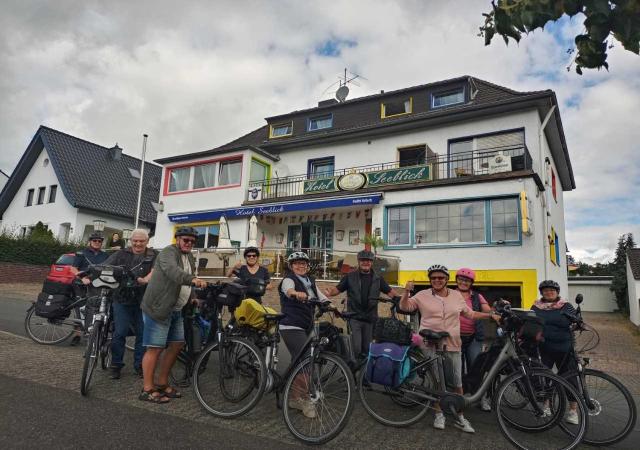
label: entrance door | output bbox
[287,221,334,252]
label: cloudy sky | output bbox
[1,0,638,263]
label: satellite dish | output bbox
[275,164,290,178]
[336,85,349,102]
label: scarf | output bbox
[534,297,567,310]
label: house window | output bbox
[448,130,525,177]
[26,189,34,206]
[551,169,557,202]
[490,198,519,242]
[308,114,333,131]
[168,167,191,192]
[432,88,465,108]
[250,159,270,183]
[36,187,46,205]
[269,121,293,138]
[219,160,242,186]
[308,157,335,179]
[388,207,411,246]
[399,145,426,167]
[48,185,57,203]
[415,201,485,244]
[174,223,220,249]
[381,97,412,118]
[193,163,216,190]
[449,140,473,177]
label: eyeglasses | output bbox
[246,254,258,258]
[430,276,447,281]
[181,238,196,244]
[457,277,472,283]
[90,239,103,243]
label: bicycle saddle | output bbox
[419,329,450,341]
[264,313,287,322]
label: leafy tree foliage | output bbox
[479,1,640,74]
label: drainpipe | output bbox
[539,105,556,281]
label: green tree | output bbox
[362,234,385,255]
[610,232,636,312]
[30,221,55,241]
[479,0,640,74]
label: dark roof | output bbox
[0,126,162,224]
[628,248,640,280]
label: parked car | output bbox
[46,253,77,284]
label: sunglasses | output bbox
[90,239,103,243]
[246,254,258,258]
[181,238,196,244]
[430,276,447,281]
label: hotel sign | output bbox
[366,165,431,187]
[303,177,337,193]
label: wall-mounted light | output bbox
[122,229,133,240]
[276,233,284,244]
[374,227,381,237]
[335,230,345,241]
[93,219,106,232]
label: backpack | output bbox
[35,292,72,319]
[234,298,277,331]
[366,342,411,388]
[373,317,413,345]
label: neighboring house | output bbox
[0,126,162,243]
[0,169,9,193]
[154,75,575,308]
[567,276,616,312]
[627,248,640,326]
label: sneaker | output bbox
[454,416,475,433]
[542,406,552,417]
[433,413,445,430]
[565,410,579,425]
[288,398,316,419]
[109,367,121,380]
[480,395,492,412]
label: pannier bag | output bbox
[366,342,411,388]
[234,298,277,331]
[373,317,413,345]
[42,279,73,296]
[216,282,247,308]
[35,292,72,319]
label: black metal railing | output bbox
[246,144,532,201]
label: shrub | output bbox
[0,224,84,266]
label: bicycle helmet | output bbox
[287,251,310,264]
[88,232,104,241]
[538,280,560,293]
[456,267,476,282]
[357,250,375,261]
[427,264,449,278]
[244,246,260,257]
[175,226,198,238]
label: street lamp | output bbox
[122,228,132,247]
[93,219,106,232]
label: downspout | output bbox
[539,105,556,281]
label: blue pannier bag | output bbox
[366,342,411,388]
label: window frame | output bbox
[163,155,244,196]
[249,157,271,184]
[218,159,243,186]
[386,206,413,247]
[307,113,333,132]
[48,185,57,203]
[307,157,335,179]
[380,97,413,119]
[269,121,293,139]
[398,145,427,167]
[36,186,46,205]
[431,87,465,109]
[172,221,220,249]
[26,189,34,206]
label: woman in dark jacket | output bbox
[226,246,271,303]
[531,280,579,424]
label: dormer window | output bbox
[308,114,333,131]
[432,88,465,108]
[269,121,293,138]
[381,97,413,118]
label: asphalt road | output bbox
[0,295,31,337]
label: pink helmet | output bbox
[456,267,476,282]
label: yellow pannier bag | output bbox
[234,298,277,331]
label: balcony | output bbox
[246,144,533,202]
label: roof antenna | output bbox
[320,68,366,103]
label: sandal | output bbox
[156,384,182,398]
[139,388,170,404]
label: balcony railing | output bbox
[246,144,532,201]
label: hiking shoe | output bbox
[69,335,81,346]
[433,413,445,430]
[480,395,492,412]
[288,398,316,419]
[565,410,579,425]
[454,417,475,433]
[110,367,121,380]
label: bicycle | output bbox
[558,294,637,446]
[192,292,355,445]
[358,300,588,450]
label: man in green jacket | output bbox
[139,226,208,403]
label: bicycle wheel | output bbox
[560,368,637,446]
[192,337,266,418]
[25,306,79,345]
[100,337,112,370]
[80,321,102,396]
[495,369,587,450]
[358,353,436,427]
[282,351,355,444]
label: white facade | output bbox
[627,258,640,326]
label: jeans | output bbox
[142,311,185,347]
[461,337,483,375]
[351,320,374,359]
[111,302,144,370]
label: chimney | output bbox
[109,143,122,161]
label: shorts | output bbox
[142,311,184,348]
[422,347,463,389]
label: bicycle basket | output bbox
[373,318,413,345]
[216,282,246,308]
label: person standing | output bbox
[226,246,271,303]
[324,250,399,359]
[103,229,156,379]
[138,227,208,403]
[109,232,125,250]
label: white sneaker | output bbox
[542,406,552,417]
[480,395,492,412]
[454,416,475,433]
[433,413,445,430]
[288,398,317,419]
[565,409,579,425]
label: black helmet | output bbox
[88,232,104,241]
[357,250,375,261]
[244,246,260,257]
[538,280,560,293]
[175,226,198,238]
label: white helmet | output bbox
[427,264,449,278]
[287,251,310,264]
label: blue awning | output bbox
[168,193,382,223]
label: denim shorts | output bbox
[142,311,184,348]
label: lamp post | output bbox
[93,219,106,232]
[122,228,132,247]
